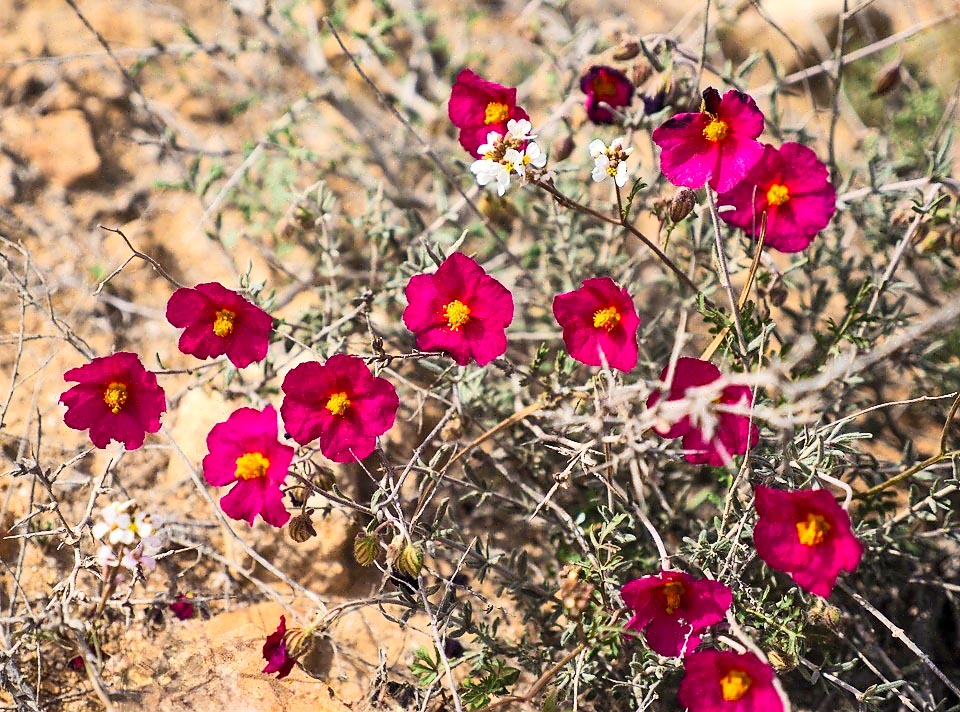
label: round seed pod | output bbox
[395,543,424,579]
[287,513,317,543]
[669,188,697,222]
[353,534,378,567]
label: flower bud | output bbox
[768,284,788,307]
[766,650,795,672]
[287,513,317,543]
[669,188,697,222]
[807,600,842,630]
[353,534,378,567]
[551,134,575,163]
[395,543,424,579]
[440,415,462,442]
[612,40,640,61]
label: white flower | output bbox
[132,510,155,539]
[524,142,547,170]
[591,153,612,183]
[96,544,120,568]
[503,148,524,177]
[589,136,633,188]
[609,136,632,155]
[613,161,629,187]
[121,536,161,573]
[92,500,136,545]
[505,119,535,141]
[477,131,502,158]
[588,138,607,158]
[471,158,511,196]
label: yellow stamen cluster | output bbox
[103,382,128,414]
[592,306,621,331]
[719,670,752,702]
[444,300,471,330]
[213,309,236,337]
[325,392,351,417]
[235,452,270,480]
[766,183,790,207]
[662,580,685,615]
[592,74,618,99]
[702,118,729,142]
[796,513,831,547]
[484,101,510,125]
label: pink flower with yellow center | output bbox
[621,571,732,657]
[579,65,634,124]
[280,354,399,462]
[716,142,837,252]
[202,405,294,527]
[652,87,765,192]
[646,357,759,466]
[679,650,784,712]
[753,486,863,597]
[60,352,166,450]
[552,277,640,372]
[448,69,530,158]
[403,252,514,367]
[166,282,273,368]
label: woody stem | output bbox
[706,189,749,359]
[535,180,710,307]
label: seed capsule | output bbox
[395,543,424,579]
[287,513,317,543]
[669,188,697,222]
[353,534,378,566]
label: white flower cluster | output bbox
[470,119,547,196]
[93,499,162,573]
[589,137,633,188]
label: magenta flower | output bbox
[646,357,758,466]
[552,277,640,372]
[166,282,273,368]
[621,571,732,657]
[60,352,166,450]
[202,405,294,528]
[448,69,530,158]
[403,252,514,367]
[280,354,399,462]
[262,615,298,679]
[170,594,196,621]
[753,486,863,597]
[716,142,837,252]
[652,87,765,192]
[679,650,784,712]
[580,65,634,124]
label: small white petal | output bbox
[588,139,607,158]
[615,161,630,188]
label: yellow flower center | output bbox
[103,382,128,414]
[212,309,236,337]
[766,183,790,207]
[484,101,510,125]
[796,513,831,547]
[662,580,685,615]
[606,164,618,177]
[444,300,471,330]
[702,118,729,142]
[719,670,752,702]
[592,306,621,331]
[592,72,618,100]
[235,452,270,481]
[325,392,351,417]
